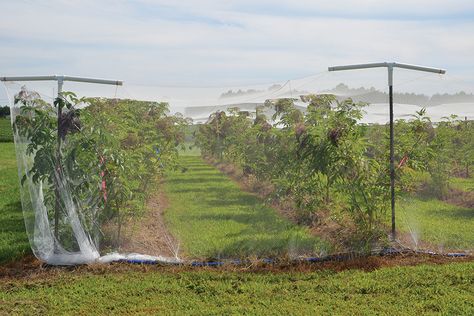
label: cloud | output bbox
[0,0,473,104]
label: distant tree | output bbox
[0,106,10,118]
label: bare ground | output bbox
[0,252,472,281]
[119,180,180,259]
[444,187,474,208]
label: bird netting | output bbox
[2,68,473,265]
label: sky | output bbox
[1,0,474,104]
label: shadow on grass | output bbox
[429,207,474,220]
[206,234,325,259]
[167,158,329,258]
[166,176,229,185]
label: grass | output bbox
[1,263,473,315]
[178,141,201,156]
[0,140,473,314]
[398,196,474,250]
[452,176,474,192]
[164,156,329,259]
[0,118,13,142]
[395,171,474,251]
[0,143,30,263]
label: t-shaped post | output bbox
[328,62,446,241]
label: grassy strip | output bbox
[164,156,329,259]
[398,196,473,250]
[0,143,30,263]
[0,118,13,142]
[452,176,474,192]
[0,262,473,314]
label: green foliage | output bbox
[196,96,390,249]
[371,109,474,199]
[196,96,474,250]
[12,90,189,250]
[82,98,190,245]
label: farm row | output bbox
[195,96,474,252]
[2,91,473,264]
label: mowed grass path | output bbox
[0,143,30,263]
[397,174,474,250]
[398,197,474,250]
[164,156,329,259]
[1,263,473,315]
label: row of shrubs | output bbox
[13,90,189,251]
[195,95,473,250]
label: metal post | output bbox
[328,62,445,242]
[387,66,396,240]
[54,77,64,244]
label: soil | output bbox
[119,180,180,259]
[444,187,474,208]
[0,252,472,280]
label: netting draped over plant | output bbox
[2,70,473,265]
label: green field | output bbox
[395,170,474,250]
[0,118,13,142]
[164,156,329,258]
[1,263,473,315]
[398,196,474,250]
[0,143,30,263]
[452,176,474,192]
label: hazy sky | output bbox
[1,0,474,103]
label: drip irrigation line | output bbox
[112,247,470,266]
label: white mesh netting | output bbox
[2,68,473,265]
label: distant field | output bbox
[179,141,201,156]
[0,118,13,142]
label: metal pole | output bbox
[388,66,396,240]
[54,77,64,245]
[0,75,123,86]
